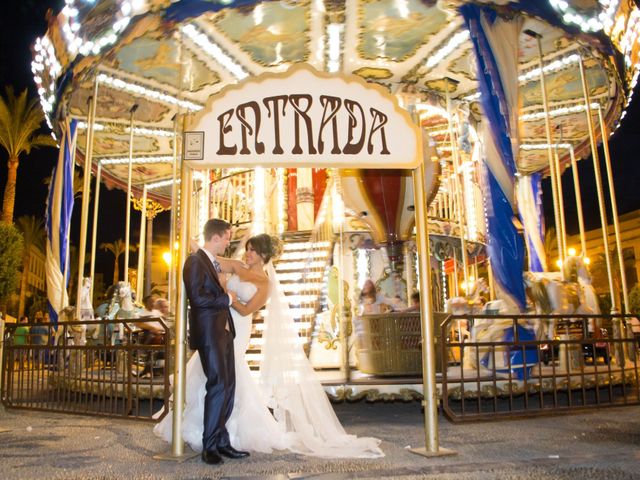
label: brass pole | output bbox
[76,79,98,319]
[168,115,180,311]
[124,105,138,285]
[172,165,192,456]
[568,146,588,258]
[530,31,564,269]
[444,78,469,291]
[596,106,629,313]
[136,186,148,302]
[578,56,617,313]
[553,145,568,260]
[89,161,102,301]
[409,160,455,458]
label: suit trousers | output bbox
[198,331,236,451]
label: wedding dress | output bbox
[154,267,384,458]
[154,274,291,453]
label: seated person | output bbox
[404,292,420,312]
[135,295,165,345]
[358,280,391,315]
[14,316,30,366]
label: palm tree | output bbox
[15,215,45,317]
[100,239,137,286]
[0,87,56,223]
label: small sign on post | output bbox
[183,131,204,161]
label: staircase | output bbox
[245,231,333,371]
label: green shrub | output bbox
[0,222,24,308]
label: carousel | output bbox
[30,0,640,427]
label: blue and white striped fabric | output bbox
[516,173,547,272]
[461,5,527,311]
[45,119,77,327]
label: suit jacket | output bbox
[183,249,235,350]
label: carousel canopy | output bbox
[32,1,640,205]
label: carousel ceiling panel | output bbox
[357,0,447,62]
[520,60,610,109]
[81,131,161,157]
[76,0,121,41]
[212,1,311,67]
[111,35,222,93]
[69,84,173,124]
[34,0,639,191]
[522,112,592,143]
[104,162,175,186]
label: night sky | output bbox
[0,1,638,285]
[0,0,171,285]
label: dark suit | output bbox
[183,249,236,451]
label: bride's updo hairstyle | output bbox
[246,234,282,264]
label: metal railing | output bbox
[1,319,171,421]
[440,313,639,421]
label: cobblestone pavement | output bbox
[1,402,639,479]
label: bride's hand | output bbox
[189,238,201,254]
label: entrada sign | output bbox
[185,65,421,169]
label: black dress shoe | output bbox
[218,445,250,459]
[201,449,224,465]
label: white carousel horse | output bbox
[445,278,537,375]
[87,282,142,345]
[80,277,94,321]
[112,282,143,343]
[524,255,599,340]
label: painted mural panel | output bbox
[358,0,446,61]
[214,1,309,66]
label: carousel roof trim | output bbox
[30,0,640,182]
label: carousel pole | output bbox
[136,185,148,302]
[596,105,629,313]
[124,104,138,286]
[410,159,456,458]
[76,79,99,319]
[152,163,192,462]
[444,78,469,293]
[168,114,180,312]
[527,30,564,271]
[568,146,588,258]
[89,161,102,301]
[173,164,192,456]
[553,143,568,260]
[577,55,617,313]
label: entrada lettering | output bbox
[216,94,391,156]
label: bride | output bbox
[155,234,383,458]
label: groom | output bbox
[183,218,250,464]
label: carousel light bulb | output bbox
[174,241,180,250]
[584,257,591,265]
[556,259,563,268]
[568,247,577,256]
[162,251,172,267]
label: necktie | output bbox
[212,258,222,273]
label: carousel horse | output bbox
[80,277,94,321]
[524,255,599,341]
[111,281,144,343]
[446,279,537,376]
[86,282,142,345]
[445,277,490,342]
